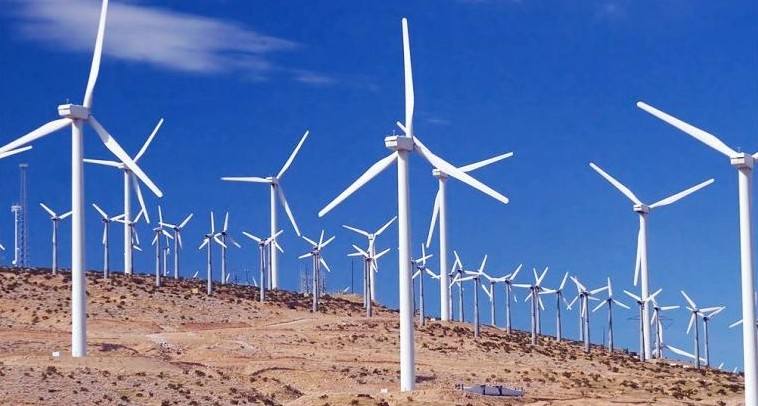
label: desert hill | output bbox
[0,268,744,405]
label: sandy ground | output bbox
[0,268,745,405]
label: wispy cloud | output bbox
[9,0,334,84]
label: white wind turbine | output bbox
[0,0,164,357]
[702,306,726,368]
[411,244,434,326]
[539,272,570,341]
[3,146,33,264]
[243,229,283,302]
[92,203,119,279]
[221,130,309,289]
[151,206,172,287]
[589,161,713,360]
[681,290,722,369]
[217,212,241,285]
[514,267,550,343]
[571,276,607,352]
[317,18,509,392]
[637,101,758,403]
[425,151,513,322]
[40,203,72,275]
[160,213,193,279]
[199,212,224,295]
[624,288,661,362]
[84,117,163,276]
[650,292,680,359]
[498,264,523,333]
[591,278,630,352]
[300,231,335,312]
[349,244,391,317]
[343,216,396,302]
[452,255,489,338]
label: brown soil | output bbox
[0,268,744,405]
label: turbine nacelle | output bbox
[432,168,447,179]
[385,135,414,152]
[633,204,650,214]
[730,152,754,170]
[57,104,90,120]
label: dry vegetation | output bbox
[0,268,744,405]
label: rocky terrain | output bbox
[0,268,744,405]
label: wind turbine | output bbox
[349,243,391,317]
[514,267,549,343]
[624,289,662,361]
[650,292,680,359]
[499,264,523,333]
[637,101,758,402]
[243,230,283,302]
[343,216,396,302]
[411,244,434,326]
[151,206,172,287]
[453,255,488,338]
[84,117,162,277]
[571,276,607,352]
[539,272,570,341]
[591,278,630,352]
[316,18,508,392]
[0,147,33,263]
[681,290,722,369]
[160,213,193,279]
[702,306,726,368]
[221,130,309,289]
[217,212,241,285]
[198,212,224,295]
[40,203,72,275]
[452,252,466,322]
[425,151,513,322]
[299,231,335,312]
[665,344,706,366]
[589,162,713,360]
[92,203,119,279]
[0,0,164,357]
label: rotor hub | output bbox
[633,204,650,214]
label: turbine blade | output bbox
[375,216,397,236]
[413,136,509,205]
[686,313,695,335]
[509,264,523,281]
[39,203,56,218]
[221,176,272,183]
[623,289,641,302]
[375,247,391,260]
[592,300,606,313]
[92,203,108,219]
[83,158,121,168]
[82,0,109,109]
[277,130,310,179]
[636,101,737,158]
[0,118,71,155]
[649,178,715,209]
[342,225,371,238]
[59,211,73,220]
[425,189,441,248]
[223,212,229,232]
[320,235,336,249]
[401,18,414,136]
[320,257,331,273]
[89,116,163,197]
[133,118,164,162]
[131,174,150,224]
[243,232,262,243]
[0,146,32,160]
[302,235,318,247]
[179,213,193,229]
[681,290,697,309]
[613,299,630,310]
[319,152,398,217]
[588,162,642,205]
[457,151,515,173]
[559,272,569,290]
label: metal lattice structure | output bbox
[11,164,29,267]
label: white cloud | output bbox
[9,0,333,84]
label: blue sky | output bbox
[0,0,757,370]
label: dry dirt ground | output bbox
[0,268,745,405]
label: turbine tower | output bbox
[318,18,508,392]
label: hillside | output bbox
[0,268,745,405]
